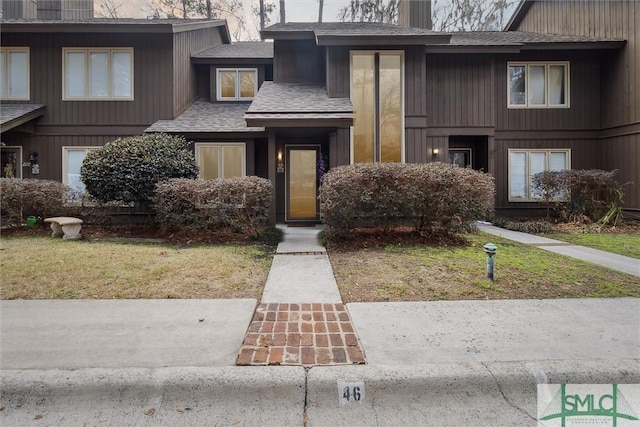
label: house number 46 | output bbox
[337,380,365,406]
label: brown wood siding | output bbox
[173,27,223,116]
[326,47,350,98]
[330,128,351,167]
[274,40,325,84]
[1,133,119,182]
[1,31,175,129]
[495,52,601,131]
[514,0,639,128]
[599,133,640,211]
[427,53,494,129]
[405,129,430,163]
[493,138,600,208]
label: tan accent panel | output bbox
[351,54,375,163]
[379,53,402,163]
[288,149,317,219]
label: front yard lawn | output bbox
[542,232,640,259]
[0,237,273,299]
[329,232,640,303]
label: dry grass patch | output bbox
[329,232,640,302]
[0,236,272,299]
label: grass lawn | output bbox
[542,232,640,259]
[0,237,273,299]
[329,232,640,303]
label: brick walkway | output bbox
[236,303,366,366]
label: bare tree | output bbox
[96,0,123,18]
[338,0,514,30]
[251,0,276,37]
[318,0,323,23]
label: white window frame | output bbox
[1,146,23,178]
[0,47,30,100]
[349,50,405,164]
[507,61,570,109]
[216,68,258,101]
[62,146,100,194]
[195,142,246,179]
[508,148,571,202]
[62,48,134,101]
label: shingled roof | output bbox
[0,104,45,133]
[262,22,451,46]
[145,101,264,134]
[245,82,352,127]
[449,31,625,46]
[192,41,273,64]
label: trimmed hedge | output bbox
[81,133,198,207]
[0,178,67,225]
[154,177,272,236]
[319,162,495,239]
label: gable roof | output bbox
[505,0,534,31]
[192,41,273,64]
[262,22,451,46]
[245,82,352,127]
[0,18,230,41]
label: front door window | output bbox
[1,147,21,178]
[286,147,318,221]
[449,149,472,168]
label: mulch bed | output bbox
[326,226,470,252]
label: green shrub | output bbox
[0,178,67,225]
[260,226,284,246]
[154,176,272,237]
[319,162,495,239]
[81,133,198,208]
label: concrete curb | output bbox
[1,366,306,427]
[2,360,638,426]
[305,359,640,427]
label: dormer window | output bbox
[217,68,257,101]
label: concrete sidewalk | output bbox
[478,223,640,277]
[2,225,640,426]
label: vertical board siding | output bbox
[2,31,175,127]
[274,40,325,84]
[599,133,640,210]
[173,26,223,116]
[426,54,494,128]
[326,47,350,98]
[494,138,600,208]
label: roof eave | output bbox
[0,20,227,35]
[425,45,523,54]
[315,34,452,46]
[520,41,627,50]
[0,106,46,133]
[260,30,316,41]
[245,116,353,128]
[191,57,273,65]
[504,0,532,31]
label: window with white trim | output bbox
[216,69,257,101]
[508,62,569,108]
[195,143,246,179]
[63,48,133,100]
[63,147,99,194]
[0,47,30,100]
[508,149,570,202]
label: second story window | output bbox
[508,62,569,108]
[217,69,257,101]
[0,47,30,100]
[63,48,133,100]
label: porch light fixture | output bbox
[277,150,284,173]
[432,148,439,157]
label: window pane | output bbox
[67,150,87,193]
[222,146,244,178]
[509,65,526,105]
[112,51,132,97]
[351,54,375,163]
[549,65,565,105]
[509,152,527,199]
[220,71,236,98]
[89,52,108,97]
[529,65,546,105]
[1,148,20,178]
[66,52,86,97]
[8,51,28,98]
[239,71,255,98]
[550,152,567,171]
[529,152,547,199]
[379,53,402,163]
[198,146,219,179]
